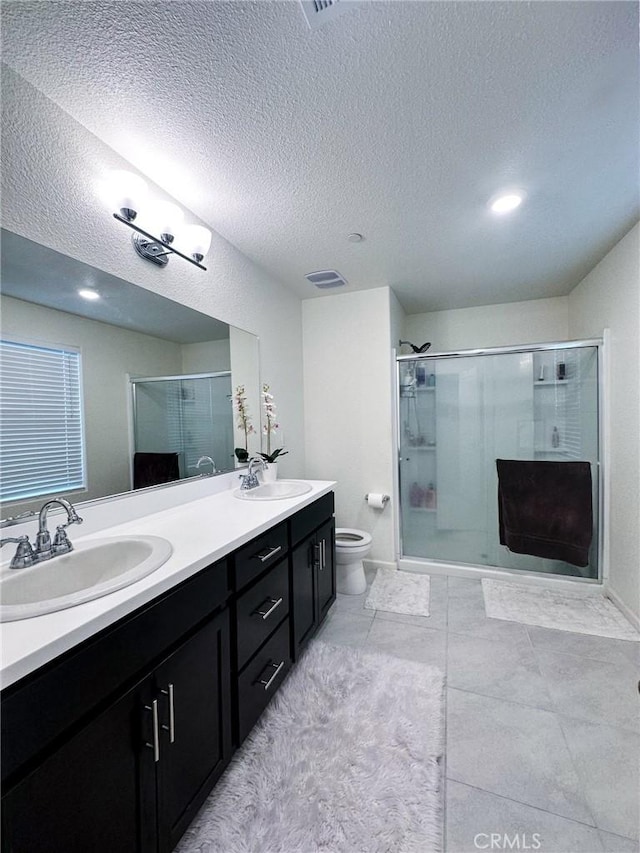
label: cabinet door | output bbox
[316,519,336,622]
[1,677,156,853]
[155,609,232,853]
[291,535,317,658]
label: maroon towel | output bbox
[496,459,593,567]
[134,452,180,490]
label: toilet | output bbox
[335,528,373,595]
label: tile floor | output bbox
[316,571,640,853]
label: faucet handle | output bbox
[1,535,36,569]
[52,525,74,555]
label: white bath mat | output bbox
[176,641,445,853]
[364,568,431,616]
[482,579,640,641]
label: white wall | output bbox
[404,296,569,351]
[303,287,397,566]
[1,66,304,480]
[1,295,183,512]
[569,223,640,620]
[181,339,230,373]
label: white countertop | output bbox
[1,480,335,690]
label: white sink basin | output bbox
[234,480,313,501]
[0,535,173,622]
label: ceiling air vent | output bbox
[305,270,348,289]
[299,0,358,30]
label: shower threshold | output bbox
[398,556,603,590]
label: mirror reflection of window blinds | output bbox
[0,339,85,501]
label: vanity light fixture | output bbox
[107,170,211,270]
[78,289,100,301]
[489,191,525,215]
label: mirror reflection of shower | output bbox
[131,372,234,489]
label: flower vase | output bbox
[261,462,278,483]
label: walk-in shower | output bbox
[396,341,602,581]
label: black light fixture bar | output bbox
[113,213,207,271]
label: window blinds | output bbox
[0,339,86,501]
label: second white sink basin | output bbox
[234,480,313,501]
[0,535,173,622]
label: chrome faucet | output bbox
[35,498,83,561]
[239,457,265,490]
[196,455,216,474]
[1,497,83,569]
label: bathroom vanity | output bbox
[0,485,336,853]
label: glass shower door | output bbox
[398,345,599,580]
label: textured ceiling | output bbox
[2,1,638,312]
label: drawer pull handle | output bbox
[254,597,283,620]
[257,660,285,691]
[160,683,175,743]
[254,544,282,563]
[144,699,160,762]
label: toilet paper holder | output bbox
[364,493,390,506]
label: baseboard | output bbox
[605,586,640,632]
[363,559,397,573]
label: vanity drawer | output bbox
[237,618,291,744]
[232,521,288,591]
[236,557,289,670]
[290,492,334,546]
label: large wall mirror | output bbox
[0,229,261,516]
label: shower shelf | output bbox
[406,445,437,451]
[533,380,573,387]
[416,387,436,392]
[409,507,437,514]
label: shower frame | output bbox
[394,338,606,586]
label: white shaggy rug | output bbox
[482,579,640,642]
[176,641,445,853]
[364,569,431,617]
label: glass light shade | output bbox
[182,225,212,260]
[151,201,185,242]
[108,170,148,218]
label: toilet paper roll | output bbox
[366,493,388,509]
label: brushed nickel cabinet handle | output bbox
[254,597,283,620]
[160,683,175,743]
[313,542,321,570]
[254,545,282,563]
[257,660,285,691]
[144,699,160,762]
[321,538,326,570]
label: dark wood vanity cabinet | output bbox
[291,494,336,659]
[1,491,335,853]
[2,611,231,853]
[1,584,232,853]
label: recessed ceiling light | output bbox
[78,289,100,301]
[489,192,525,214]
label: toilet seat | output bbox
[335,528,372,548]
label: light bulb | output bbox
[150,201,184,244]
[182,225,212,262]
[107,170,148,221]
